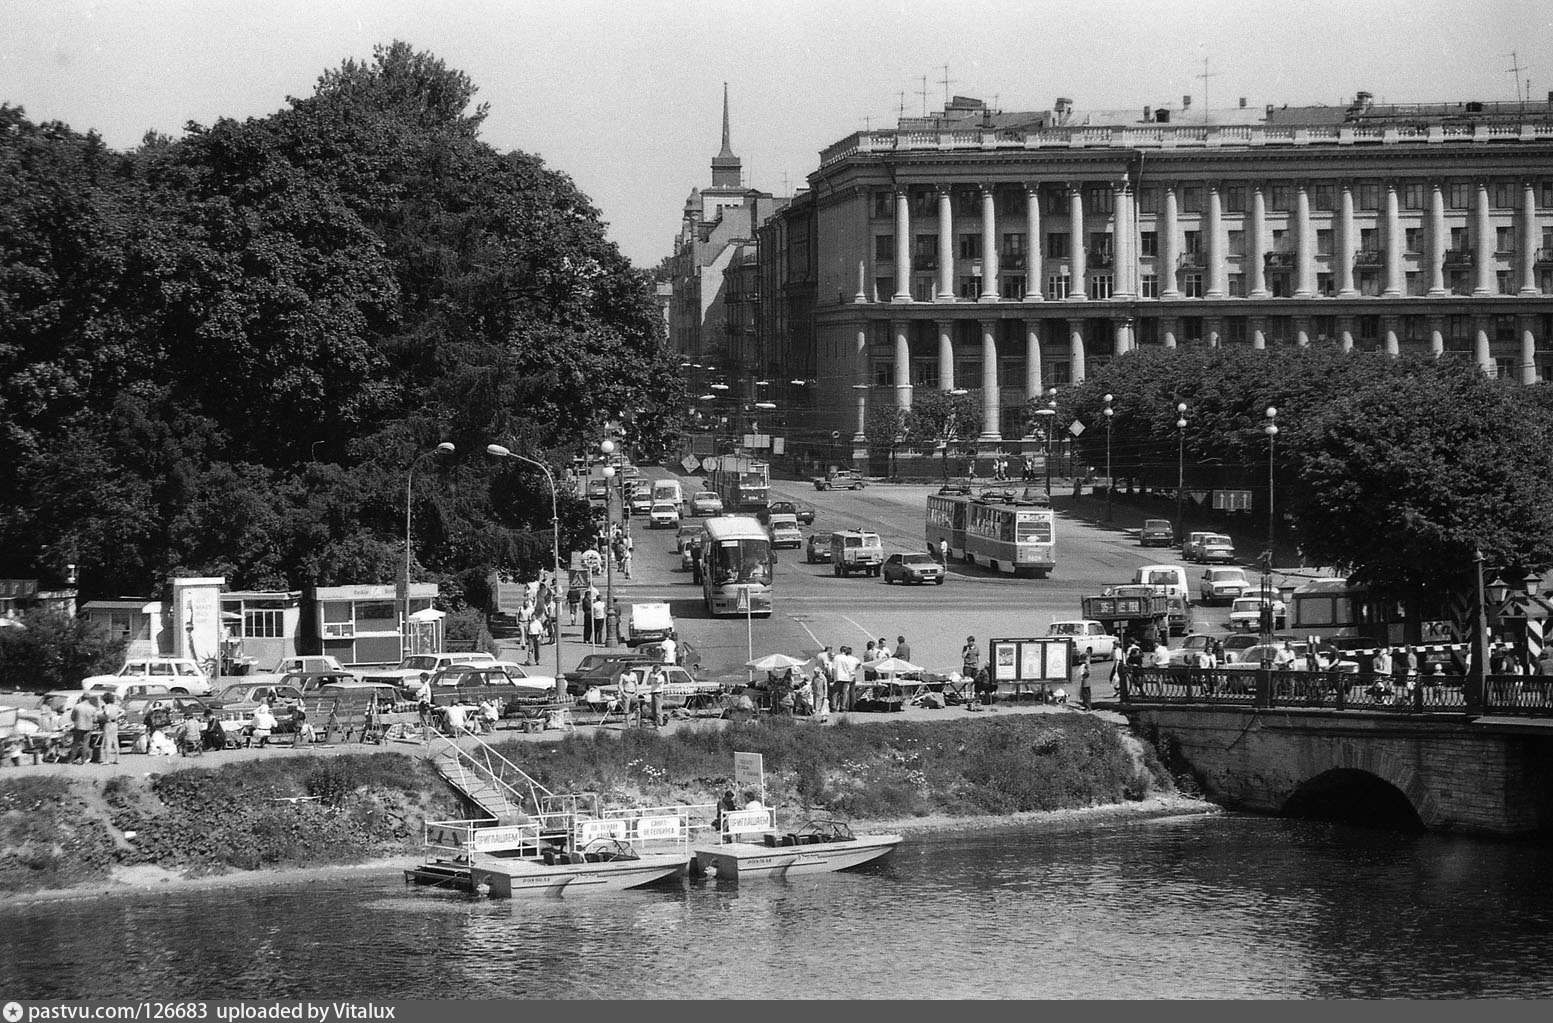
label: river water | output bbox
[4,811,1552,1000]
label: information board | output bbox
[990,637,1072,682]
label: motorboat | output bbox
[691,810,901,881]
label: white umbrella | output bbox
[861,656,924,679]
[746,653,809,672]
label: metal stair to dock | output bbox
[426,733,590,848]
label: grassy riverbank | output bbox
[0,712,1174,896]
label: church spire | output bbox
[710,82,742,188]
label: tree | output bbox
[863,404,917,479]
[910,391,983,480]
[0,608,125,692]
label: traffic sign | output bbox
[736,588,750,613]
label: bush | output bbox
[0,608,126,691]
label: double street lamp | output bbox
[1036,388,1057,498]
[1261,407,1279,642]
[404,442,455,658]
[1174,404,1187,547]
[1103,393,1114,521]
[486,444,565,702]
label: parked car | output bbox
[1220,633,1293,663]
[212,681,306,716]
[767,513,803,549]
[82,680,174,703]
[882,552,945,585]
[1046,620,1118,661]
[793,504,816,526]
[1193,533,1237,564]
[689,491,723,516]
[276,670,358,697]
[479,662,559,695]
[81,656,213,697]
[422,665,550,714]
[1181,531,1214,561]
[649,501,681,528]
[814,469,867,491]
[1228,596,1288,632]
[361,652,497,690]
[1199,567,1252,605]
[565,653,657,696]
[1166,633,1233,667]
[806,532,834,564]
[1140,519,1175,547]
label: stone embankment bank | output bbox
[0,710,1181,897]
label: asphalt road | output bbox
[596,468,1326,687]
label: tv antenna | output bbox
[1196,56,1220,122]
[899,91,906,120]
[938,63,955,109]
[1507,52,1529,105]
[918,75,930,116]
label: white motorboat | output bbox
[691,810,901,881]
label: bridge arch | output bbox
[1281,768,1426,831]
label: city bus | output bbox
[925,493,1055,577]
[699,515,775,616]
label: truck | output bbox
[1079,586,1172,649]
[708,456,770,514]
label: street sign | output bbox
[831,430,841,440]
[1213,489,1253,511]
[736,588,750,613]
[734,751,764,794]
[1068,420,1086,436]
[680,454,699,473]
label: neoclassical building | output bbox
[800,93,1553,456]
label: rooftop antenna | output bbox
[1196,56,1220,123]
[781,171,791,197]
[1507,52,1528,105]
[899,90,906,121]
[938,63,955,110]
[863,115,872,131]
[918,75,929,117]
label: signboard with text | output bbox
[734,751,764,793]
[990,637,1072,682]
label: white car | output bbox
[1228,596,1288,632]
[1167,633,1229,667]
[767,513,803,549]
[1046,620,1118,661]
[689,491,723,516]
[1181,531,1214,561]
[649,501,681,528]
[81,656,213,697]
[361,651,497,692]
[1199,567,1251,605]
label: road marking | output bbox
[839,614,879,645]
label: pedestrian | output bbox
[582,587,595,644]
[648,664,668,727]
[517,597,534,654]
[70,694,97,765]
[894,636,911,663]
[527,609,545,664]
[877,637,892,659]
[1078,653,1093,710]
[291,702,312,749]
[544,593,559,644]
[97,692,123,765]
[811,661,830,719]
[973,666,997,706]
[832,645,860,713]
[1402,645,1421,679]
[660,634,677,665]
[862,640,877,680]
[591,589,607,645]
[961,635,981,682]
[566,577,582,625]
[250,699,278,748]
[939,538,950,565]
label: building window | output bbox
[1001,275,1026,299]
[1358,316,1380,342]
[875,277,892,301]
[1406,271,1424,296]
[914,234,938,264]
[1002,232,1027,259]
[1086,187,1114,214]
[955,360,982,384]
[1497,270,1513,295]
[1047,273,1070,299]
[913,359,940,388]
[1225,317,1247,344]
[1089,274,1114,300]
[1494,314,1516,341]
[958,275,979,299]
[873,191,895,219]
[959,234,982,259]
[1269,185,1291,211]
[1448,315,1473,344]
[107,612,133,641]
[1357,271,1381,297]
[1316,229,1333,256]
[1223,186,1246,213]
[1401,315,1427,341]
[873,362,894,387]
[1540,268,1553,294]
[1181,186,1202,213]
[875,235,894,262]
[1450,226,1471,252]
[1228,274,1244,297]
[1494,358,1513,379]
[912,276,935,301]
[245,609,284,639]
[1140,231,1158,257]
[1183,230,1201,256]
[1317,272,1334,297]
[1088,231,1114,266]
[1180,316,1204,343]
[1449,270,1472,296]
[1402,183,1424,210]
[1227,230,1245,257]
[1140,274,1158,299]
[1137,188,1159,214]
[1269,274,1288,298]
[1046,361,1071,386]
[1448,182,1471,209]
[1046,232,1071,259]
[1266,316,1293,344]
[1184,273,1204,298]
[1312,315,1336,342]
[1357,183,1380,210]
[1359,227,1379,253]
[1045,190,1067,215]
[1311,184,1335,211]
[955,191,980,218]
[1404,227,1422,254]
[1137,319,1159,345]
[1496,226,1514,253]
[1492,182,1515,209]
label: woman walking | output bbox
[97,692,123,765]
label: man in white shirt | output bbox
[831,645,861,712]
[659,635,677,665]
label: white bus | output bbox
[926,493,1055,577]
[699,516,774,616]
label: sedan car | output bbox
[212,682,306,719]
[1181,531,1214,561]
[1194,533,1236,564]
[689,491,723,516]
[767,513,803,549]
[1227,596,1288,632]
[1166,633,1232,667]
[278,670,359,697]
[882,552,945,585]
[805,532,834,564]
[586,478,609,501]
[628,490,653,515]
[649,501,681,528]
[1140,519,1175,547]
[1199,567,1251,605]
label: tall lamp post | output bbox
[1103,393,1115,521]
[1262,407,1279,642]
[599,439,620,646]
[404,442,455,658]
[1174,404,1187,547]
[1036,388,1058,498]
[487,444,565,703]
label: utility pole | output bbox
[939,64,954,109]
[1196,56,1220,122]
[918,75,930,117]
[1507,52,1529,106]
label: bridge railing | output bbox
[1117,667,1548,716]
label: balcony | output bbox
[1177,252,1203,269]
[1443,248,1473,265]
[1263,251,1295,268]
[914,256,938,270]
[1352,249,1383,267]
[1537,248,1553,265]
[1001,253,1027,270]
[1089,251,1115,269]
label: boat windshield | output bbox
[709,538,771,586]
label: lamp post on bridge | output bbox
[486,444,565,703]
[1174,404,1187,549]
[1261,407,1278,644]
[1103,393,1114,522]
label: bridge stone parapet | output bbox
[1120,705,1553,836]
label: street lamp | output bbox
[487,444,565,703]
[1174,403,1187,549]
[1103,393,1114,521]
[599,438,619,646]
[1035,388,1058,498]
[1262,407,1279,642]
[404,442,455,658]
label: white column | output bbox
[1248,187,1268,298]
[1113,182,1133,298]
[1069,324,1086,381]
[937,320,955,391]
[1025,322,1042,398]
[1026,185,1043,301]
[1251,317,1266,350]
[893,189,912,302]
[1521,321,1538,384]
[1294,184,1315,297]
[1206,184,1226,298]
[1384,322,1400,356]
[1161,186,1181,299]
[980,186,1000,302]
[1428,182,1448,297]
[1475,325,1492,374]
[1336,183,1357,297]
[1430,320,1445,357]
[980,322,1000,439]
[852,328,868,441]
[1163,320,1178,348]
[1118,317,1135,353]
[1520,181,1540,296]
[1339,319,1354,352]
[894,321,912,407]
[1068,185,1087,299]
[1383,184,1403,297]
[936,187,955,302]
[1473,182,1493,297]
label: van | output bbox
[1134,565,1190,604]
[651,479,684,512]
[626,602,676,647]
[831,530,884,577]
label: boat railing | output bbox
[594,802,719,853]
[423,816,552,858]
[716,806,777,843]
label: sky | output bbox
[5,0,1552,268]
